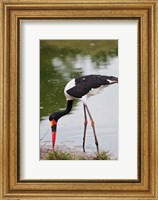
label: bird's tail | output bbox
[103,75,118,84]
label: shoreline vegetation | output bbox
[40,146,116,160]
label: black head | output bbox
[49,112,58,122]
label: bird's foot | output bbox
[96,144,99,153]
[83,145,86,152]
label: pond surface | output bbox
[40,40,118,159]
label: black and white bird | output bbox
[49,74,118,152]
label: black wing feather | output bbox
[67,75,110,98]
[67,84,91,98]
[76,75,109,87]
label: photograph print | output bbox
[40,40,118,160]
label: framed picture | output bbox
[40,39,119,161]
[0,0,158,200]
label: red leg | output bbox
[85,105,99,152]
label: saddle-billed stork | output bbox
[49,74,118,152]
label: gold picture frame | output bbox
[0,0,158,199]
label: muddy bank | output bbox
[40,145,96,159]
[40,145,116,160]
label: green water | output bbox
[40,40,118,119]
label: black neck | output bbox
[56,100,73,121]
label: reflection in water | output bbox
[40,40,118,158]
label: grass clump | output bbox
[44,150,111,160]
[94,151,111,160]
[45,150,74,160]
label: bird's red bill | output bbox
[52,132,56,150]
